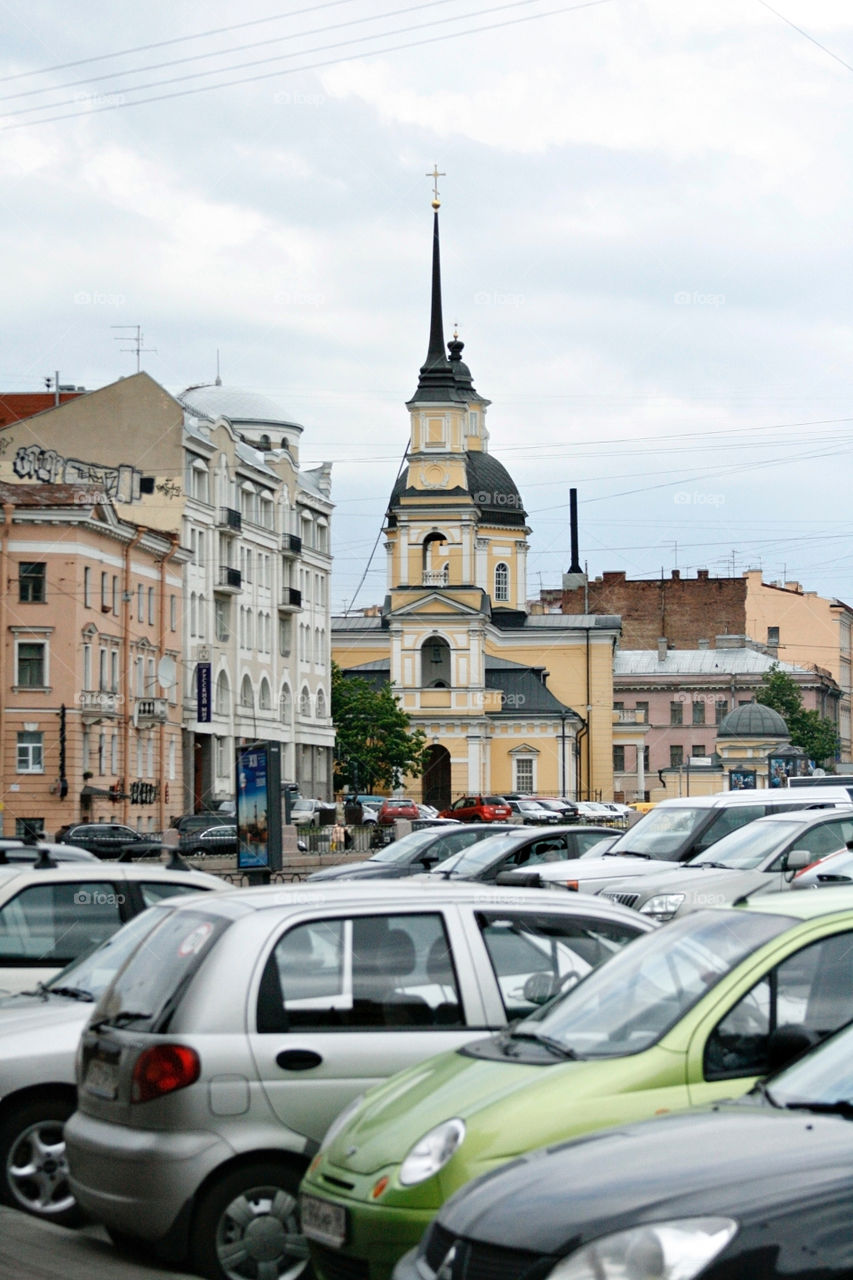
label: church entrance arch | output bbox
[422,743,451,811]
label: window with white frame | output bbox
[494,562,510,602]
[187,457,210,503]
[16,731,43,773]
[514,756,535,793]
[148,587,155,625]
[215,736,228,778]
[170,594,177,631]
[83,644,92,690]
[84,566,91,608]
[110,649,119,692]
[17,641,47,688]
[169,738,176,780]
[299,686,312,716]
[216,670,230,715]
[138,583,144,620]
[110,734,118,774]
[98,732,105,775]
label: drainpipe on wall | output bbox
[158,535,179,833]
[0,503,14,836]
[122,528,144,826]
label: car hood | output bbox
[436,1106,853,1255]
[321,1038,684,1178]
[608,867,774,907]
[0,992,94,1034]
[536,854,674,884]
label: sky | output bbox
[3,0,853,616]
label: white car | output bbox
[0,860,226,996]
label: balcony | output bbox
[134,696,169,725]
[215,566,242,593]
[422,569,449,587]
[80,690,120,722]
[218,507,242,534]
[277,587,302,612]
[282,532,302,556]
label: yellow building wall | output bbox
[744,571,837,680]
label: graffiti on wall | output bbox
[13,446,142,503]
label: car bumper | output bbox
[302,1182,436,1280]
[65,1110,228,1246]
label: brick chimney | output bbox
[658,637,668,662]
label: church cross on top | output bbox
[426,164,445,209]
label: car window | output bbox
[477,912,642,1021]
[693,805,764,852]
[774,818,853,864]
[575,831,613,855]
[257,912,463,1032]
[138,880,213,907]
[47,906,165,999]
[0,881,124,965]
[704,930,853,1079]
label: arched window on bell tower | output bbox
[495,561,510,602]
[421,636,451,687]
[422,532,448,588]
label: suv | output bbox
[377,798,421,825]
[439,795,513,823]
[0,860,225,996]
[66,882,653,1277]
[54,823,161,860]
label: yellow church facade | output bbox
[331,204,619,807]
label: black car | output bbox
[180,823,238,857]
[54,822,159,859]
[429,825,618,883]
[307,823,519,882]
[395,1019,853,1280]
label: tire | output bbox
[191,1160,312,1280]
[0,1094,83,1227]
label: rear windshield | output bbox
[90,907,229,1033]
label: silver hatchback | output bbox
[66,881,652,1280]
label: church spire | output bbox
[409,167,465,404]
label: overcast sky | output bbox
[3,0,853,617]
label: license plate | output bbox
[300,1193,347,1249]
[84,1056,118,1099]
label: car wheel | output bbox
[0,1094,82,1227]
[192,1160,311,1280]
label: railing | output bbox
[216,566,242,590]
[422,569,449,587]
[278,587,302,609]
[282,533,302,554]
[218,507,242,533]
[135,696,168,724]
[79,690,120,719]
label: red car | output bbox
[377,798,421,825]
[439,794,513,823]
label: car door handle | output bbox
[276,1049,323,1071]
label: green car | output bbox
[301,890,853,1280]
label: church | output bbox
[331,192,623,807]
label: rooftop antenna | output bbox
[215,349,222,386]
[112,325,157,373]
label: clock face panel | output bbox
[421,464,448,488]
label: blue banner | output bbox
[197,662,212,723]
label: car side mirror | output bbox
[495,869,542,888]
[420,852,440,868]
[785,848,815,873]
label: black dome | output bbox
[718,702,789,738]
[386,451,527,529]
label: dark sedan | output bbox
[395,1018,853,1280]
[54,822,159,859]
[307,823,519,881]
[427,825,616,883]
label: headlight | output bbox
[318,1093,366,1154]
[639,894,686,921]
[547,1217,738,1280]
[399,1118,466,1186]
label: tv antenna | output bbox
[112,325,156,372]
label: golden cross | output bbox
[426,164,445,208]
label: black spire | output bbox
[409,209,458,402]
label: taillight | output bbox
[131,1044,200,1103]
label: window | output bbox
[0,881,123,966]
[187,457,210,503]
[112,575,118,615]
[256,913,462,1032]
[692,701,705,726]
[299,687,312,717]
[613,746,625,772]
[692,745,706,759]
[767,626,780,645]
[14,818,44,841]
[82,644,92,690]
[16,731,43,773]
[148,587,155,625]
[670,745,684,768]
[101,572,108,610]
[515,757,535,792]
[16,641,46,688]
[670,701,683,726]
[83,566,91,608]
[19,562,46,603]
[170,594,177,631]
[494,562,509,602]
[643,746,650,770]
[215,599,231,642]
[715,699,729,725]
[635,702,649,722]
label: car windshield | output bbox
[292,801,313,812]
[518,907,796,1058]
[769,1022,853,1108]
[436,832,530,876]
[43,907,167,1000]
[689,819,807,870]
[368,828,447,864]
[607,805,712,858]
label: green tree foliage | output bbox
[331,662,429,793]
[755,665,839,766]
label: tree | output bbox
[331,662,429,793]
[755,665,838,766]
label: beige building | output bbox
[0,374,335,817]
[332,206,619,804]
[0,482,187,838]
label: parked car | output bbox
[0,840,98,864]
[54,822,167,860]
[378,798,421,825]
[290,798,336,827]
[793,839,853,887]
[171,812,234,836]
[0,894,224,1227]
[429,826,619,884]
[300,889,853,1280]
[597,807,853,919]
[528,797,580,822]
[517,785,853,895]
[394,1016,853,1280]
[306,824,518,882]
[0,860,226,996]
[65,882,653,1279]
[180,824,238,858]
[505,798,560,824]
[438,795,512,823]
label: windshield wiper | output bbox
[48,985,95,1002]
[90,1009,152,1030]
[602,850,651,859]
[506,1028,579,1059]
[685,861,729,870]
[784,1099,853,1119]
